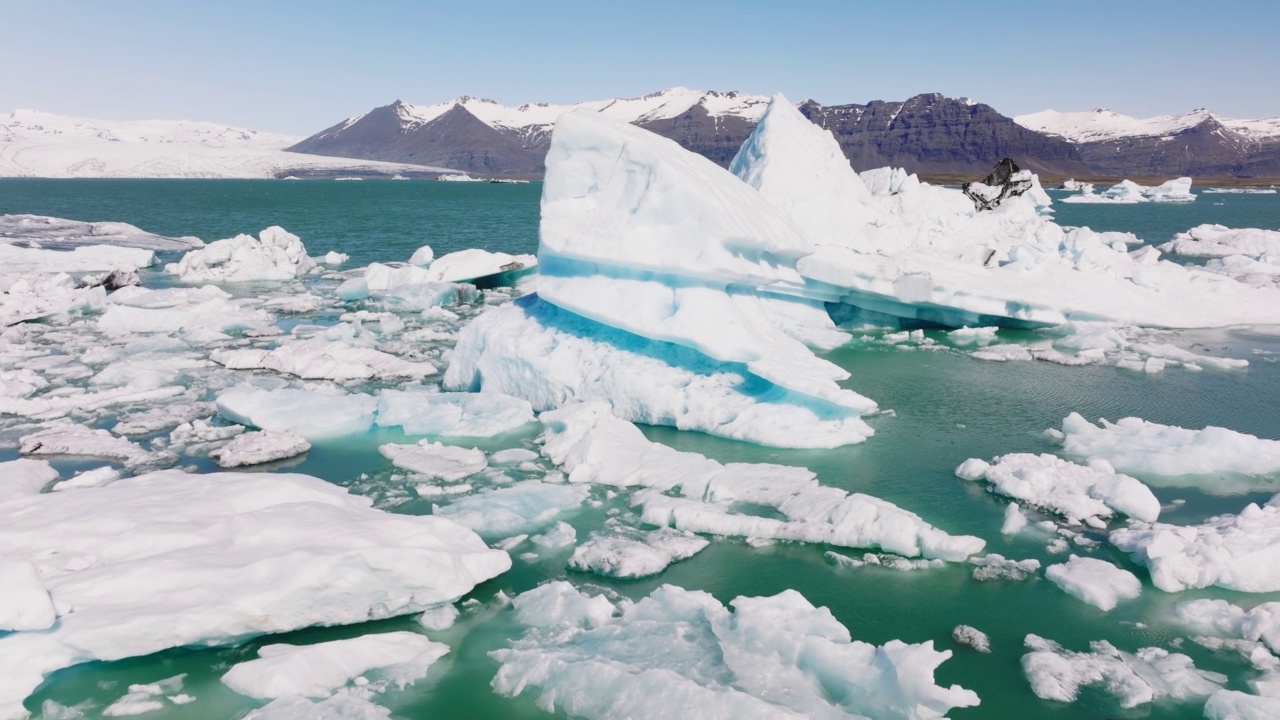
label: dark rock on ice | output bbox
[78,269,140,292]
[962,158,1032,211]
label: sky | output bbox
[3,0,1278,136]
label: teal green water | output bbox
[5,180,1280,719]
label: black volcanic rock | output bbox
[963,158,1032,211]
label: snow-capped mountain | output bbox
[290,88,1089,177]
[0,109,457,178]
[1015,107,1280,144]
[1014,107,1280,177]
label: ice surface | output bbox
[209,429,310,467]
[0,557,55,632]
[374,390,534,437]
[0,273,106,327]
[166,226,316,282]
[0,468,509,719]
[952,625,991,653]
[733,96,1280,329]
[1112,494,1280,592]
[19,424,160,468]
[1175,599,1280,655]
[956,453,1160,525]
[100,285,275,339]
[1205,690,1280,719]
[542,402,983,560]
[101,675,188,717]
[423,248,536,283]
[379,441,487,480]
[113,402,217,436]
[1061,178,1196,204]
[418,604,460,631]
[0,214,201,251]
[1160,225,1280,260]
[969,554,1042,582]
[492,581,980,719]
[433,481,590,540]
[221,632,448,699]
[1045,556,1141,611]
[0,458,59,501]
[1022,634,1225,708]
[1059,412,1280,478]
[408,245,434,266]
[212,334,437,380]
[217,387,379,439]
[568,526,709,578]
[242,695,394,720]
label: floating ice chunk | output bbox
[19,424,157,467]
[1175,599,1280,655]
[168,419,244,455]
[89,352,212,389]
[826,551,944,571]
[1111,494,1280,592]
[0,272,106,326]
[212,335,436,381]
[529,521,577,550]
[542,403,982,560]
[51,466,121,492]
[969,553,1042,582]
[490,448,540,465]
[947,326,999,346]
[1045,556,1141,611]
[166,226,316,282]
[446,298,875,449]
[417,604,460,631]
[209,429,310,468]
[0,558,55,632]
[1205,690,1280,719]
[433,481,590,540]
[243,694,393,720]
[424,248,535,283]
[113,402,217,436]
[859,166,920,196]
[221,632,448,700]
[101,674,188,717]
[98,289,275,338]
[493,582,980,719]
[380,441,487,481]
[374,390,534,437]
[1060,413,1280,479]
[0,214,201,251]
[953,625,991,653]
[970,344,1034,362]
[1002,503,1029,535]
[1144,177,1196,203]
[321,251,348,265]
[1160,224,1280,260]
[956,453,1159,525]
[568,526,708,578]
[0,469,509,719]
[408,245,434,266]
[0,458,59,501]
[0,243,155,273]
[1021,634,1224,708]
[217,387,379,439]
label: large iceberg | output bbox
[166,226,316,282]
[731,96,1280,329]
[0,461,509,719]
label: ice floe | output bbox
[952,625,991,653]
[432,481,590,540]
[1057,412,1280,480]
[0,244,155,274]
[379,441,487,480]
[101,674,191,717]
[374,389,534,437]
[542,402,983,560]
[1175,599,1280,656]
[166,226,316,282]
[491,581,980,719]
[1111,494,1280,592]
[0,214,202,251]
[209,429,310,467]
[221,632,448,700]
[1205,690,1280,720]
[956,453,1160,526]
[1061,177,1196,204]
[217,387,379,439]
[0,465,509,719]
[568,525,709,578]
[1045,555,1141,611]
[1022,634,1225,708]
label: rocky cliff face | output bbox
[1073,117,1280,177]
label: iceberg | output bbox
[1058,412,1280,480]
[208,429,310,467]
[491,581,981,719]
[166,226,316,282]
[567,525,709,578]
[1175,599,1280,655]
[732,96,1280,329]
[423,248,537,284]
[1061,177,1195,204]
[1045,555,1141,611]
[0,465,509,720]
[955,453,1160,526]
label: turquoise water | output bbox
[4,180,1280,719]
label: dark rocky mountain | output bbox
[289,91,1280,180]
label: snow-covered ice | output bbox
[0,243,156,274]
[221,632,449,699]
[0,214,202,251]
[955,453,1160,526]
[1175,598,1280,655]
[1061,178,1196,204]
[1111,493,1280,592]
[1021,634,1225,708]
[492,581,980,719]
[1044,555,1142,611]
[379,441,487,481]
[432,481,590,540]
[209,429,310,467]
[568,526,709,578]
[0,467,509,719]
[374,389,534,437]
[217,387,379,439]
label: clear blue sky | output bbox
[4,0,1277,135]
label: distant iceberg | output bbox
[1061,177,1196,204]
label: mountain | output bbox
[0,109,457,178]
[1015,108,1280,178]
